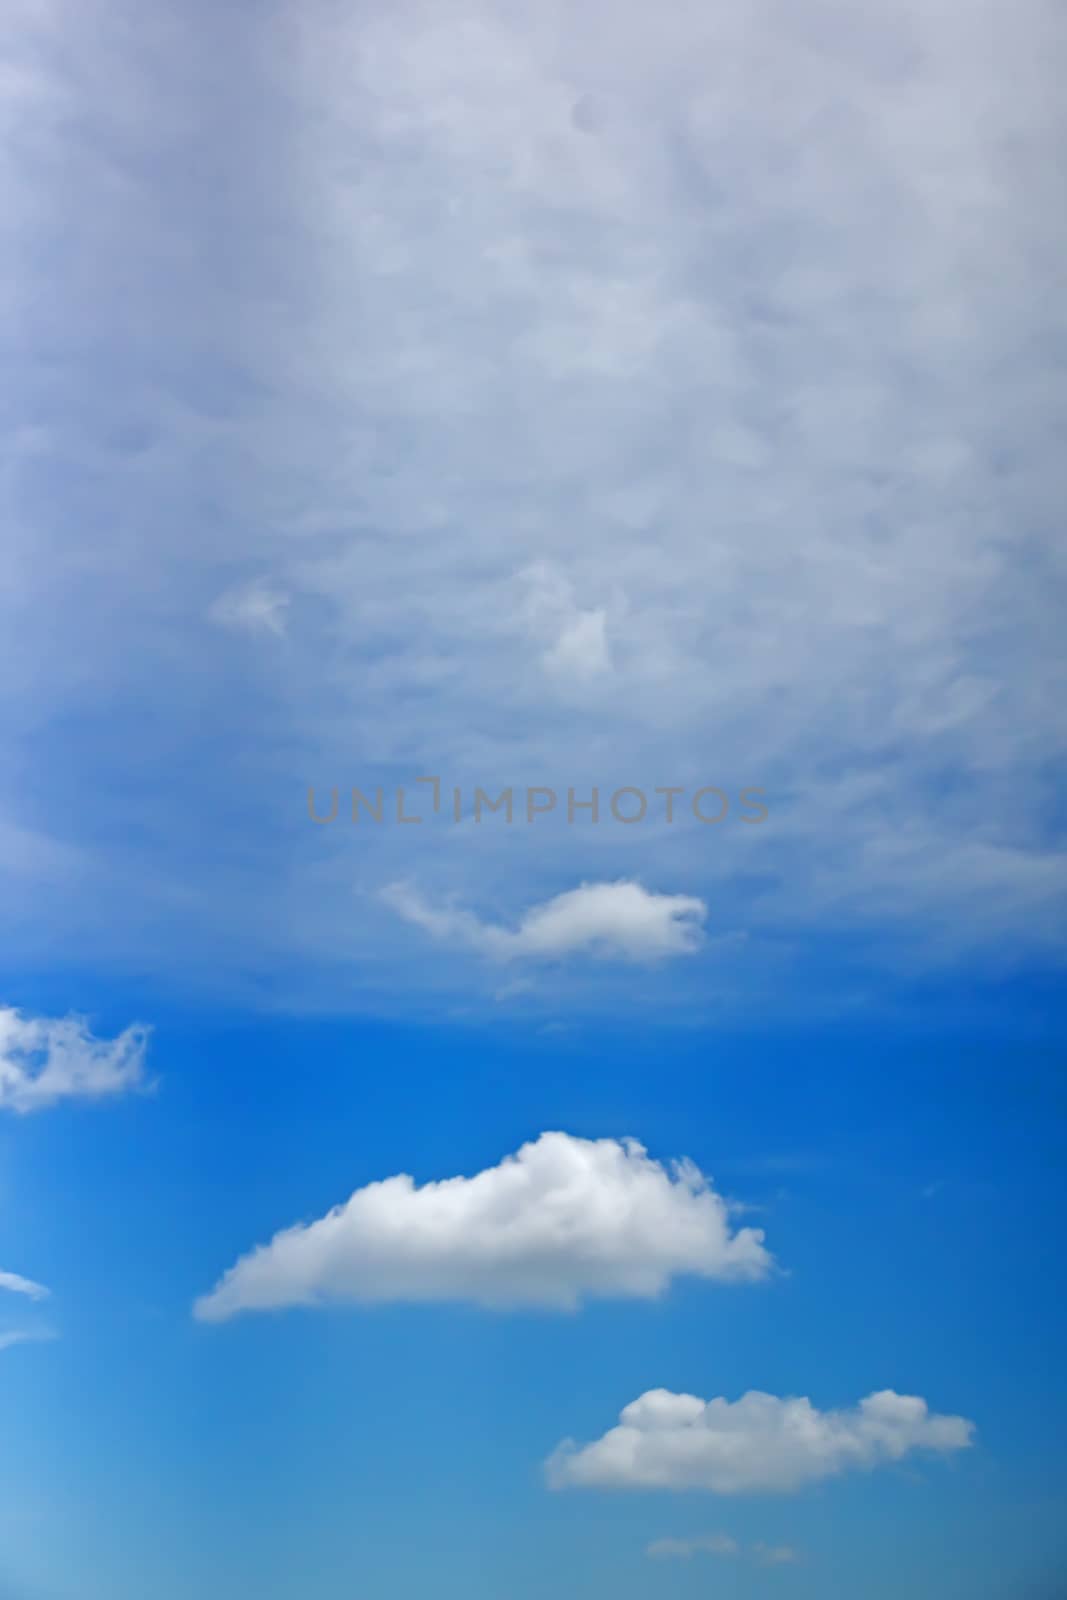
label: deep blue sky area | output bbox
[3,972,1066,1599]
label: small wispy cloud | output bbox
[0,1004,150,1114]
[647,1533,739,1560]
[647,1533,801,1566]
[381,880,707,963]
[753,1543,803,1567]
[0,1269,50,1301]
[0,1328,58,1354]
[519,562,613,683]
[209,580,290,637]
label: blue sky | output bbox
[2,1009,1066,1598]
[2,0,1066,1596]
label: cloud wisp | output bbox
[647,1533,800,1566]
[0,1328,58,1355]
[0,1269,50,1302]
[381,880,707,963]
[209,580,291,637]
[548,1387,975,1495]
[0,1005,150,1114]
[194,1132,771,1322]
[519,561,613,683]
[1,1265,53,1357]
[647,1533,740,1560]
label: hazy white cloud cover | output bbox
[548,1387,975,1494]
[0,1005,149,1114]
[1,0,1064,1015]
[381,880,707,963]
[194,1132,771,1321]
[0,1269,49,1301]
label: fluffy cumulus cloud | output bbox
[381,881,707,963]
[194,1132,771,1321]
[0,1005,149,1114]
[0,1269,49,1301]
[548,1388,975,1495]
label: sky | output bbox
[1,0,1066,1597]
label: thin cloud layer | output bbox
[381,881,707,963]
[548,1388,975,1494]
[0,1005,149,1114]
[194,1132,771,1322]
[2,0,1063,1017]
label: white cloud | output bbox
[1,0,1064,1015]
[647,1534,800,1566]
[548,1387,975,1494]
[194,1131,771,1322]
[753,1543,802,1567]
[520,562,613,682]
[647,1534,739,1560]
[0,1328,57,1354]
[545,608,611,681]
[209,580,290,637]
[0,1269,49,1301]
[0,1005,149,1114]
[381,880,707,963]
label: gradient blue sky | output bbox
[2,0,1066,1596]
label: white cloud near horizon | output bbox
[548,1387,975,1494]
[381,880,707,963]
[0,1005,149,1114]
[194,1132,771,1321]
